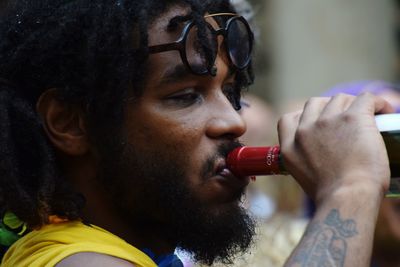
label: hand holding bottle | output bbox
[277,93,393,204]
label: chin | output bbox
[169,192,255,265]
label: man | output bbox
[0,0,394,266]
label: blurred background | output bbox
[247,0,398,111]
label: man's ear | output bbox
[36,89,89,155]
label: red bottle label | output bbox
[226,146,283,177]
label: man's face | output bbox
[98,5,255,265]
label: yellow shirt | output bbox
[1,220,157,267]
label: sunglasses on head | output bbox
[148,13,254,76]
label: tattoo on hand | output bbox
[286,209,358,267]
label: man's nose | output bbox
[205,92,247,140]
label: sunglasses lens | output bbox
[227,19,252,69]
[185,25,217,74]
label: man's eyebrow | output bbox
[159,64,195,85]
[159,64,237,86]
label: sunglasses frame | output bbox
[148,14,254,75]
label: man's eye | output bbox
[165,89,202,107]
[223,84,241,111]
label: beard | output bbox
[96,137,256,265]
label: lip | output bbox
[214,159,251,188]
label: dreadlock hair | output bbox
[0,0,254,230]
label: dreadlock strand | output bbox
[0,89,43,226]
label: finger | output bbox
[277,110,302,150]
[320,93,356,117]
[346,92,395,115]
[298,97,330,126]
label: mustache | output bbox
[200,141,244,178]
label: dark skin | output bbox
[37,6,248,266]
[36,4,397,267]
